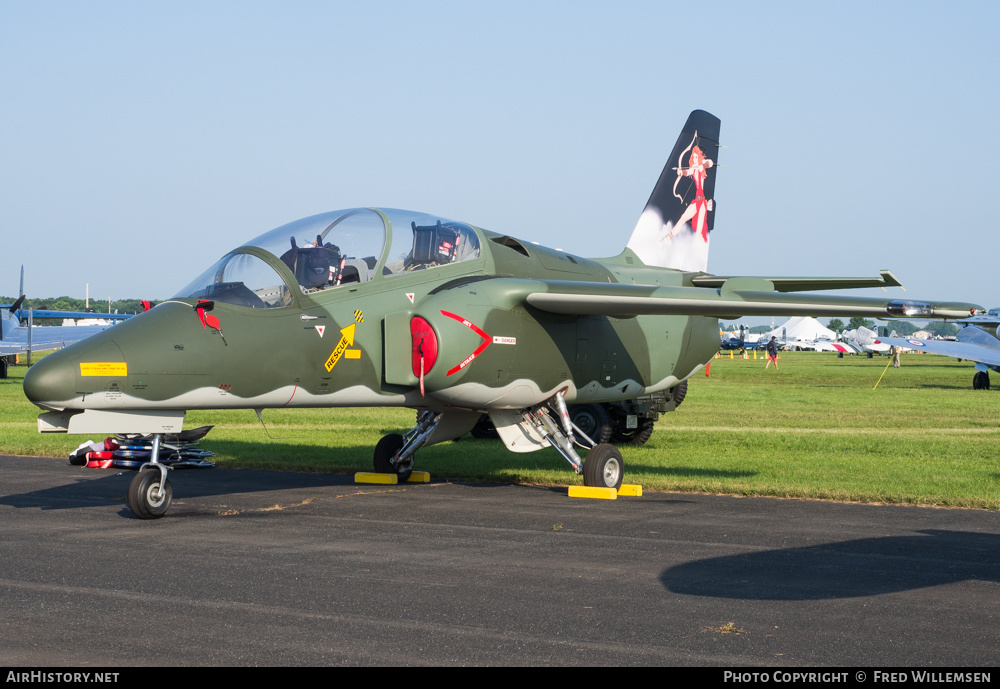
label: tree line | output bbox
[0,296,152,324]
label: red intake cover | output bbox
[410,316,438,377]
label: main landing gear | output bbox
[373,392,627,491]
[973,371,991,390]
[518,390,624,491]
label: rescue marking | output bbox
[354,310,364,323]
[80,362,127,376]
[316,325,326,338]
[324,323,359,372]
[406,293,415,304]
[440,311,491,376]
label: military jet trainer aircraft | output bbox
[877,309,1000,389]
[23,110,982,518]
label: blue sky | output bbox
[2,1,997,317]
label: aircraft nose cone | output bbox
[23,353,76,410]
[24,337,128,411]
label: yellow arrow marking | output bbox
[324,323,358,372]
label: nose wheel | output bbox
[373,433,412,483]
[127,468,173,519]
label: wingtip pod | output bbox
[886,301,982,320]
[627,110,721,273]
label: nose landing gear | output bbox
[128,467,173,518]
[373,411,441,482]
[127,434,172,519]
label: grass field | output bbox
[2,350,997,508]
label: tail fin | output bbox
[626,110,721,272]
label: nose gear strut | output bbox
[127,434,173,519]
[373,410,442,483]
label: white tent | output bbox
[760,317,837,344]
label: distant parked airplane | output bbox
[0,267,129,378]
[877,309,1000,389]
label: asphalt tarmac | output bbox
[1,455,998,667]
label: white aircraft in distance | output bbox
[876,309,1000,390]
[843,325,891,358]
[807,339,859,355]
[760,316,858,354]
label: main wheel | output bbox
[670,380,688,408]
[0,359,7,379]
[973,372,990,390]
[583,444,624,490]
[569,404,613,444]
[127,469,173,519]
[470,414,499,440]
[373,433,412,483]
[611,418,655,445]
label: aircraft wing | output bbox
[876,328,1000,369]
[521,278,980,320]
[0,323,112,356]
[16,310,131,321]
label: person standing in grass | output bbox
[765,336,780,370]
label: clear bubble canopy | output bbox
[175,208,482,308]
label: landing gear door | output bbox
[489,409,547,453]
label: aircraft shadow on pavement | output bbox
[0,447,559,517]
[660,529,1000,600]
[0,464,357,514]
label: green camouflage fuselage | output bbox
[23,228,718,416]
